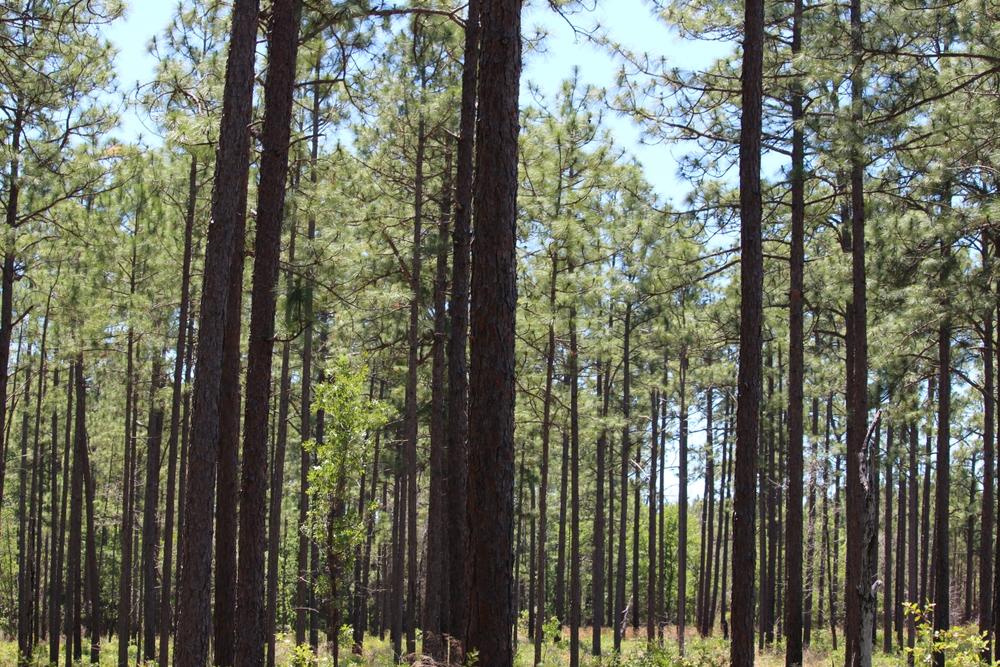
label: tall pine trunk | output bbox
[731,0,764,656]
[465,0,522,659]
[158,154,197,667]
[174,1,259,662]
[234,2,301,663]
[445,0,480,644]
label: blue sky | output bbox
[106,0,730,201]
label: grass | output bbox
[0,625,921,666]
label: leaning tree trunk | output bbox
[174,0,259,663]
[233,2,301,664]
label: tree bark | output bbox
[932,265,952,667]
[883,424,894,653]
[464,0,521,659]
[731,0,764,656]
[614,302,632,651]
[233,3,301,664]
[445,0,480,645]
[568,308,581,667]
[678,350,689,653]
[159,153,197,667]
[175,0,259,662]
[592,359,609,655]
[647,388,658,643]
[534,258,558,665]
[140,360,165,661]
[980,239,995,658]
[785,0,805,655]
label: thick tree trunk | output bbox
[731,0,764,657]
[233,3,301,664]
[174,0,259,662]
[214,182,245,667]
[464,0,521,659]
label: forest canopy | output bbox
[0,1,996,667]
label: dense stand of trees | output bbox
[0,0,998,666]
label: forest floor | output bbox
[0,628,915,666]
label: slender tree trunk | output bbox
[390,453,404,660]
[699,386,715,637]
[963,484,974,623]
[116,326,135,667]
[446,0,479,646]
[423,148,453,660]
[77,358,101,663]
[158,153,197,667]
[980,243,995,658]
[175,0,259,662]
[883,424,894,653]
[731,0,765,652]
[895,434,906,650]
[614,303,632,651]
[647,388,658,643]
[534,259,558,665]
[677,350,689,653]
[140,359,165,661]
[16,364,33,667]
[920,378,934,605]
[592,360,609,655]
[464,0,522,658]
[907,423,918,663]
[844,0,876,658]
[404,110,426,659]
[568,308,581,667]
[556,430,569,625]
[67,361,83,667]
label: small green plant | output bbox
[290,642,318,667]
[903,602,997,667]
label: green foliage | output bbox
[305,355,390,564]
[903,603,997,667]
[290,643,319,667]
